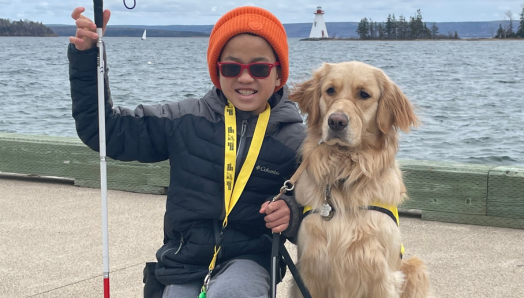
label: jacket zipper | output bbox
[160,237,184,262]
[174,237,184,254]
[235,119,249,175]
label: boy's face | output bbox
[218,34,281,114]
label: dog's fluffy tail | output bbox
[400,256,433,298]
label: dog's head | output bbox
[290,61,418,149]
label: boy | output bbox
[68,5,305,298]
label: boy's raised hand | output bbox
[69,7,111,51]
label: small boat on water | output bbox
[141,29,147,40]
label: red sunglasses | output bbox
[217,61,280,79]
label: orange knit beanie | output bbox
[207,6,289,92]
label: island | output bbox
[0,19,57,36]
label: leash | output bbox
[279,240,312,298]
[269,233,313,298]
[269,142,318,298]
[270,139,319,202]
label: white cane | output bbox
[93,0,110,297]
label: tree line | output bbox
[495,6,524,38]
[356,9,459,40]
[0,19,57,36]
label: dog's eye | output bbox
[326,87,335,96]
[360,91,370,99]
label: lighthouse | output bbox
[309,6,329,38]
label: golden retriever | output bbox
[289,61,432,298]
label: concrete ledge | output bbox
[0,133,169,194]
[399,159,491,215]
[487,166,524,219]
[1,133,523,229]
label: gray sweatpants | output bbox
[162,259,270,298]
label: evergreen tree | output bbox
[430,23,439,39]
[454,30,459,39]
[356,18,370,39]
[505,11,515,37]
[391,14,398,39]
[413,9,425,38]
[496,24,506,38]
[369,19,376,39]
[386,14,393,39]
[423,23,432,38]
[408,16,415,39]
[397,15,408,39]
[378,23,385,39]
[517,6,524,37]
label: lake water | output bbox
[0,37,523,166]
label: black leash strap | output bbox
[278,241,313,298]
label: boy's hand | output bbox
[260,199,290,233]
[69,7,111,51]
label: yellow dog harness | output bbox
[303,203,405,258]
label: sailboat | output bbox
[141,29,146,40]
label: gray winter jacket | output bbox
[68,43,306,284]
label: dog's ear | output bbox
[376,71,419,134]
[289,64,329,127]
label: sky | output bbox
[1,0,523,25]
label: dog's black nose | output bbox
[328,113,348,131]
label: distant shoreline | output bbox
[2,36,522,41]
[0,36,209,38]
[2,37,523,41]
[0,35,57,37]
[299,37,523,41]
[0,19,518,38]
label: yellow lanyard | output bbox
[208,101,271,272]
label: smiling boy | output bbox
[68,5,305,298]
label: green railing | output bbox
[1,132,523,229]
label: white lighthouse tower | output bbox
[309,6,329,38]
